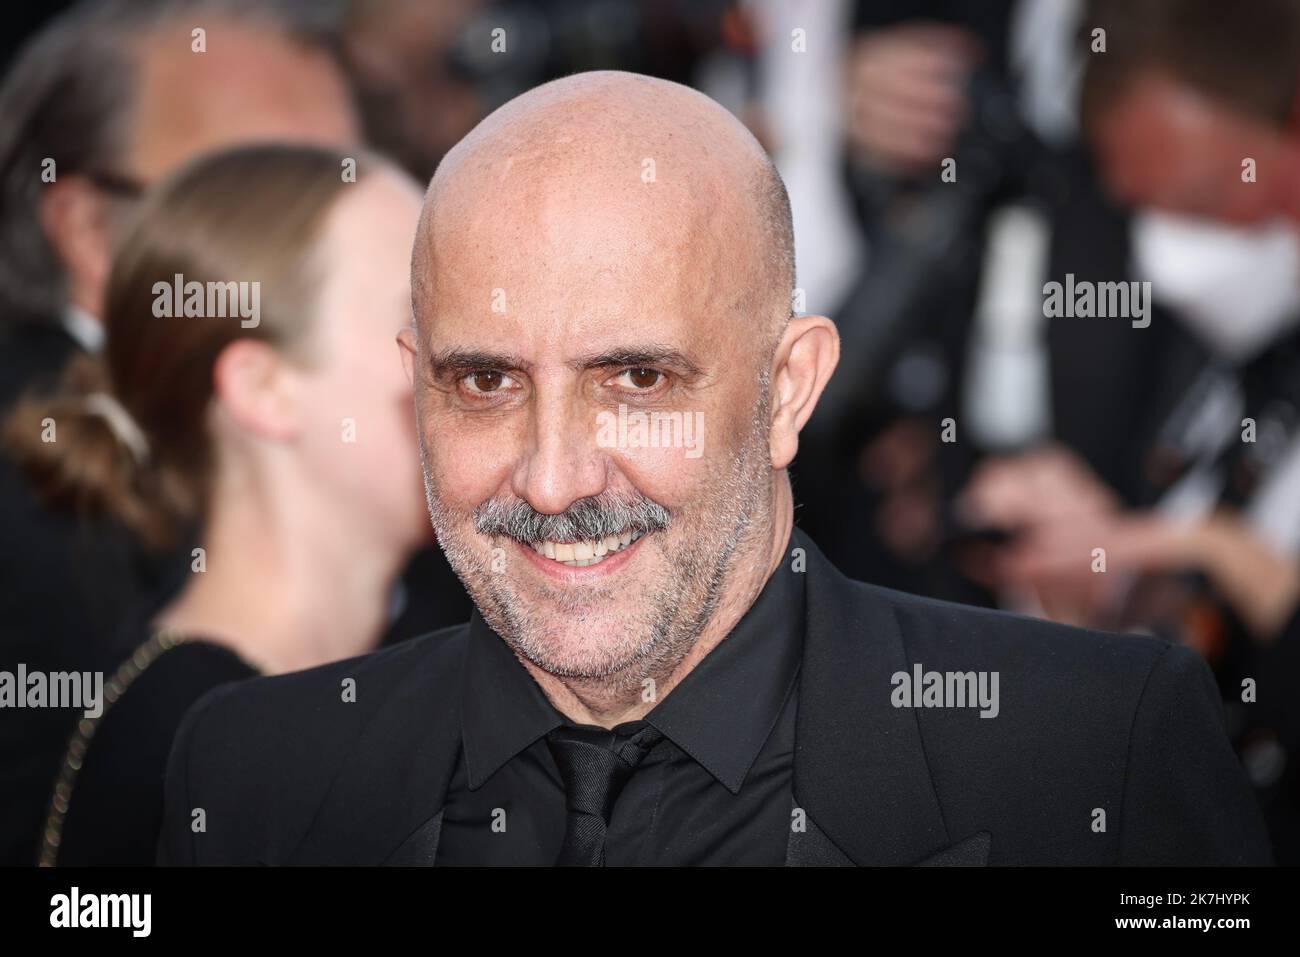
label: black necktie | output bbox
[545,720,664,866]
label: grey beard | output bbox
[419,371,774,694]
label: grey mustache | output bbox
[474,491,670,544]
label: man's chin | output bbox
[510,632,649,682]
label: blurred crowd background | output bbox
[2,0,1300,866]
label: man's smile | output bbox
[528,528,645,566]
[512,529,650,580]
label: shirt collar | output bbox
[640,533,804,793]
[60,304,104,353]
[459,528,805,794]
[459,610,563,789]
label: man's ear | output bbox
[39,175,115,313]
[211,339,302,441]
[397,325,419,386]
[769,315,840,470]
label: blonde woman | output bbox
[6,144,430,865]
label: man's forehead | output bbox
[427,143,729,269]
[417,169,739,326]
[413,207,764,374]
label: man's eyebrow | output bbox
[429,346,704,378]
[572,348,703,377]
[427,348,529,375]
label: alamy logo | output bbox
[50,887,151,937]
[152,273,261,328]
[596,403,704,458]
[1043,273,1151,328]
[0,665,102,717]
[891,664,1000,718]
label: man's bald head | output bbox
[412,70,795,349]
[399,71,840,708]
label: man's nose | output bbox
[513,390,607,515]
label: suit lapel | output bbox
[785,799,990,866]
[383,811,446,866]
[786,798,854,865]
[287,641,466,865]
[914,831,991,866]
[789,529,961,865]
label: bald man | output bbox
[162,72,1270,866]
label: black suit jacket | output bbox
[160,529,1271,866]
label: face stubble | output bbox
[421,368,775,703]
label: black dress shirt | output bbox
[435,537,805,865]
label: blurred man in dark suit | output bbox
[0,0,357,406]
[162,70,1269,866]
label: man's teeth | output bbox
[530,529,644,567]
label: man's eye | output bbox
[616,367,663,390]
[463,370,512,394]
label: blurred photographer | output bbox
[959,0,1300,860]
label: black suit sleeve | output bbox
[1119,643,1272,864]
[157,682,235,866]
